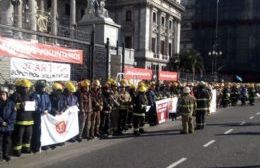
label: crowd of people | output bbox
[0,78,259,162]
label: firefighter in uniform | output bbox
[13,79,34,156]
[109,79,120,135]
[127,84,136,129]
[146,82,157,126]
[91,80,103,138]
[221,83,231,108]
[77,80,92,141]
[133,85,148,136]
[194,81,211,130]
[31,80,51,152]
[50,82,66,116]
[118,79,132,134]
[0,87,16,161]
[177,87,197,134]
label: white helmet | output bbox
[183,87,191,94]
[0,86,9,94]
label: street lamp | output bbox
[208,50,222,80]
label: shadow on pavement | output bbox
[216,131,260,136]
[209,165,260,168]
[207,122,260,127]
[102,129,182,140]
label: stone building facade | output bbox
[106,0,184,73]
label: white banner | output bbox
[41,106,79,146]
[168,97,178,113]
[210,89,217,113]
[10,58,71,81]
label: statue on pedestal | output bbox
[86,0,109,18]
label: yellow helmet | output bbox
[81,79,90,88]
[15,79,22,86]
[138,81,145,87]
[65,81,77,93]
[52,82,63,91]
[19,79,32,88]
[120,79,128,87]
[130,84,136,90]
[139,86,147,92]
[93,80,101,87]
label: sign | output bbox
[41,106,79,146]
[0,36,83,64]
[124,67,152,80]
[10,58,71,81]
[159,71,178,81]
[24,101,36,111]
[168,97,178,113]
[156,99,170,124]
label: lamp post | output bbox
[208,50,222,80]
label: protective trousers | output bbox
[90,111,101,137]
[181,114,194,133]
[196,111,206,129]
[13,125,33,156]
[31,113,41,152]
[0,132,12,160]
[118,109,128,133]
[133,114,145,133]
[100,112,111,135]
[78,112,92,139]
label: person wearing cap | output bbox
[100,83,113,138]
[12,79,34,156]
[31,80,52,152]
[117,79,132,134]
[76,80,92,141]
[133,85,148,136]
[194,81,211,130]
[90,80,103,138]
[0,87,16,161]
[177,87,197,134]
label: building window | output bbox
[126,10,132,22]
[160,40,165,55]
[125,36,132,48]
[153,12,157,23]
[65,4,70,16]
[47,0,51,9]
[168,43,172,57]
[161,17,165,26]
[152,37,156,53]
[169,20,172,29]
[81,10,85,18]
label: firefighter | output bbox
[133,85,148,136]
[49,82,66,116]
[177,87,197,134]
[109,79,120,135]
[194,81,211,130]
[0,87,16,161]
[127,84,136,129]
[77,80,92,141]
[240,84,248,106]
[31,80,52,152]
[221,83,231,108]
[146,82,157,126]
[248,84,256,105]
[117,79,132,134]
[230,83,240,106]
[13,79,34,156]
[91,80,103,138]
[100,83,113,138]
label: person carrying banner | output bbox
[0,87,16,161]
[177,87,197,134]
[76,80,92,141]
[13,79,34,157]
[31,80,52,153]
[50,83,66,116]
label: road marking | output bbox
[203,140,216,148]
[166,158,187,168]
[240,121,246,125]
[256,112,260,115]
[224,129,234,135]
[249,116,255,120]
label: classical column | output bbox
[17,0,23,38]
[0,0,14,36]
[29,0,37,39]
[51,0,57,36]
[175,21,181,54]
[70,0,76,38]
[39,0,44,15]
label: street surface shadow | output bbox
[209,165,260,168]
[207,122,260,127]
[216,131,260,136]
[103,129,182,140]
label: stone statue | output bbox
[86,0,98,16]
[85,0,109,18]
[95,0,109,18]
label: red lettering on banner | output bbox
[0,36,83,64]
[55,121,67,134]
[124,67,152,80]
[159,71,178,81]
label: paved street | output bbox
[2,102,260,168]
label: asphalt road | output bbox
[2,102,260,168]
